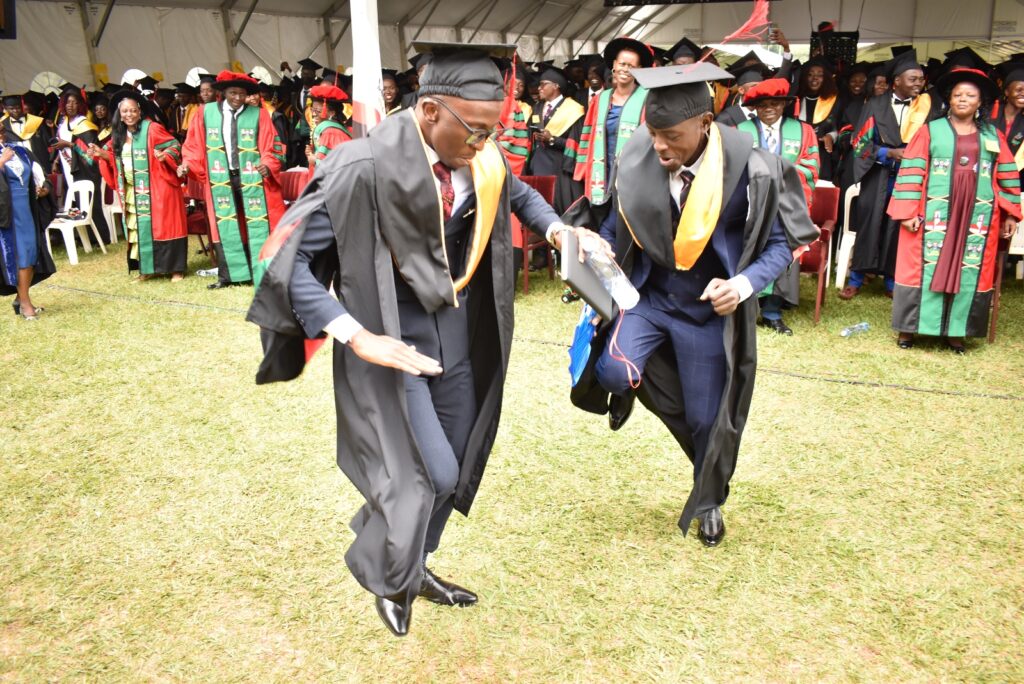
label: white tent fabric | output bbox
[2,0,1024,93]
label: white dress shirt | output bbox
[892,93,912,128]
[221,101,244,170]
[760,120,782,153]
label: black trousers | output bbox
[403,354,476,554]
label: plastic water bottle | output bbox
[840,321,870,338]
[581,234,639,310]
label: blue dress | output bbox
[0,146,39,287]
[605,104,623,183]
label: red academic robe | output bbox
[181,105,286,247]
[97,121,189,274]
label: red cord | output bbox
[607,313,642,390]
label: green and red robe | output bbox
[887,119,1022,337]
[737,116,819,207]
[309,119,352,169]
[573,86,648,205]
[97,120,189,275]
[497,100,532,177]
[182,102,286,285]
[737,116,820,305]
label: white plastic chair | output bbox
[100,178,122,244]
[45,179,107,265]
[834,182,860,290]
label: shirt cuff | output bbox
[729,274,754,303]
[545,222,563,244]
[326,313,364,344]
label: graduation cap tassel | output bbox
[713,0,772,50]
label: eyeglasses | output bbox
[426,97,504,146]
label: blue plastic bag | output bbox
[568,303,600,387]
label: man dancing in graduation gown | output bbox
[247,43,603,637]
[841,49,941,299]
[179,71,286,289]
[566,63,818,546]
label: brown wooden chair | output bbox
[517,175,557,293]
[280,169,312,204]
[184,178,215,266]
[799,184,840,324]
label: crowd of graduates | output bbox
[2,25,1022,349]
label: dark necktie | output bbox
[433,161,454,222]
[677,169,695,209]
[544,103,554,122]
[229,108,240,171]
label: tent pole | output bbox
[76,0,101,87]
[220,0,239,68]
[410,0,443,43]
[232,0,260,47]
[465,1,499,44]
[92,0,116,48]
[325,18,336,68]
[333,19,351,50]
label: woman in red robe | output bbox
[90,90,189,280]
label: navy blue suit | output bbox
[595,170,791,481]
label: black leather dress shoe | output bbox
[897,335,914,349]
[697,507,726,547]
[608,391,636,431]
[375,593,413,637]
[207,282,229,290]
[758,318,793,335]
[418,568,478,606]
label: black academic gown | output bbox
[526,97,585,213]
[247,110,559,600]
[715,105,752,127]
[850,92,941,276]
[564,124,818,533]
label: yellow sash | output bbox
[901,93,931,143]
[71,118,99,136]
[811,94,836,125]
[12,114,45,140]
[673,124,724,270]
[457,141,506,290]
[412,116,507,294]
[1014,141,1024,172]
[539,98,585,138]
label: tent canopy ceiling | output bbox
[4,1,1024,93]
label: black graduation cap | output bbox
[654,46,675,66]
[804,55,836,74]
[533,60,554,71]
[727,51,773,79]
[174,82,198,95]
[632,62,733,128]
[890,45,914,57]
[337,73,353,92]
[320,68,340,85]
[943,46,991,73]
[669,37,702,64]
[409,52,432,71]
[539,66,570,92]
[2,92,22,106]
[603,37,655,69]
[298,58,322,72]
[888,48,921,79]
[101,82,122,96]
[155,87,176,98]
[1002,66,1024,87]
[996,57,1024,82]
[138,76,159,92]
[382,68,400,83]
[847,61,873,76]
[412,41,515,101]
[869,62,890,82]
[198,73,217,84]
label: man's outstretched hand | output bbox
[348,329,443,377]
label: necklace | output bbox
[805,95,819,101]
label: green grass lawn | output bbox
[2,239,1022,682]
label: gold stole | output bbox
[412,117,507,294]
[811,94,836,125]
[901,93,932,143]
[672,124,725,269]
[541,99,585,138]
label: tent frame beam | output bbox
[92,0,117,47]
[231,0,260,46]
